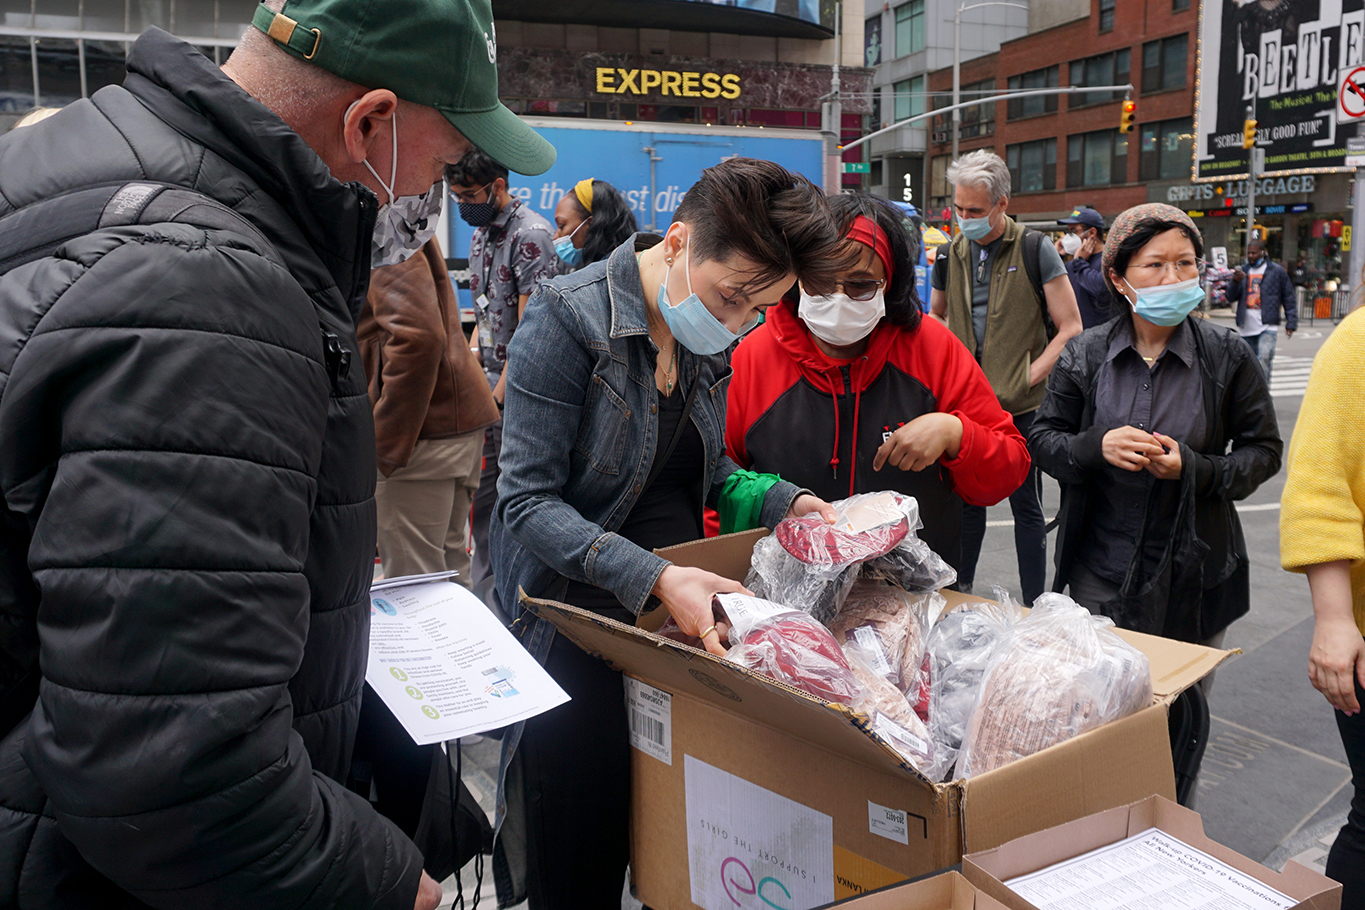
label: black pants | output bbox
[1329,673,1365,909]
[519,631,631,909]
[958,409,1047,604]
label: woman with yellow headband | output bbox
[551,177,638,270]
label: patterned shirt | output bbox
[468,199,557,384]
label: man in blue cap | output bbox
[0,0,553,907]
[1056,206,1109,328]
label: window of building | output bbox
[1007,138,1057,193]
[1138,117,1194,180]
[932,79,996,142]
[1099,0,1115,32]
[929,154,952,213]
[1067,129,1128,186]
[1142,34,1187,93]
[1172,0,1190,10]
[893,75,925,124]
[1070,49,1130,107]
[0,38,36,112]
[1007,66,1059,119]
[894,0,925,57]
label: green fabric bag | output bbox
[718,470,783,535]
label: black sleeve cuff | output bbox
[1071,425,1109,471]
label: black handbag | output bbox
[413,741,494,906]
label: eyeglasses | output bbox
[1125,260,1203,279]
[834,278,887,301]
[449,181,494,205]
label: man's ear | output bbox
[661,222,689,261]
[341,89,399,165]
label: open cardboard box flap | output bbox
[525,595,924,781]
[963,795,1342,910]
[818,870,1011,909]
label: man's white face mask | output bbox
[345,102,443,268]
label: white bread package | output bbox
[957,593,1153,779]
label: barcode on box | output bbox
[625,678,672,765]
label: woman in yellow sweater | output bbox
[1281,307,1365,907]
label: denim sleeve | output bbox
[495,289,669,614]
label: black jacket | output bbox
[1227,260,1298,332]
[1030,316,1282,641]
[0,31,422,908]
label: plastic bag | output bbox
[725,610,864,705]
[861,535,958,593]
[827,581,941,691]
[745,533,860,626]
[775,491,919,567]
[921,590,1025,782]
[844,645,934,772]
[957,592,1154,779]
[747,492,921,625]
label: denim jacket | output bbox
[488,234,803,836]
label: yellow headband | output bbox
[573,178,594,213]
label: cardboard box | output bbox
[963,795,1341,910]
[527,530,1234,910]
[816,870,1009,909]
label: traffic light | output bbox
[1242,118,1258,149]
[1119,100,1136,133]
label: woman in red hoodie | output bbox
[725,194,1030,570]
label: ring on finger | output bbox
[699,624,718,639]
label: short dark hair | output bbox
[446,148,508,188]
[817,193,922,330]
[671,158,850,296]
[1106,218,1204,310]
[577,180,639,267]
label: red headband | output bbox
[847,215,894,284]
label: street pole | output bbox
[952,0,1028,164]
[1244,102,1256,252]
[822,0,843,193]
[1353,143,1365,312]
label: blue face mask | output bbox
[957,211,995,242]
[554,219,588,267]
[1124,276,1205,327]
[658,242,757,356]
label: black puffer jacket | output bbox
[0,31,422,908]
[1030,315,1282,642]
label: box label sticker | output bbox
[684,755,834,910]
[625,678,672,765]
[867,800,909,845]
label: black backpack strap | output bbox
[1021,228,1045,303]
[0,181,281,275]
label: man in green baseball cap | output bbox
[0,0,555,908]
[237,0,555,178]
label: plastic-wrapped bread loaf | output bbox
[844,647,934,770]
[827,581,943,693]
[957,593,1153,778]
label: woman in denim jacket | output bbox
[490,158,847,907]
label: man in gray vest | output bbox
[930,150,1082,603]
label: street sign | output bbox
[1349,137,1365,151]
[1344,226,1353,253]
[1342,66,1365,121]
[842,162,870,173]
[1347,154,1365,167]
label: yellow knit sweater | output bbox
[1281,308,1365,635]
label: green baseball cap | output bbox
[250,0,555,175]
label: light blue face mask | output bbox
[554,219,588,267]
[658,242,758,355]
[956,212,995,242]
[1124,276,1204,327]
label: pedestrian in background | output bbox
[1281,305,1365,910]
[491,158,843,908]
[360,236,499,583]
[1056,206,1108,329]
[725,192,1030,567]
[930,149,1083,603]
[1031,204,1280,669]
[448,148,559,586]
[550,177,638,271]
[0,0,554,902]
[1227,237,1296,385]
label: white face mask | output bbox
[1061,232,1083,256]
[344,103,442,268]
[798,287,886,347]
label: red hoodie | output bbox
[720,304,1030,567]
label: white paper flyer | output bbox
[365,579,569,745]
